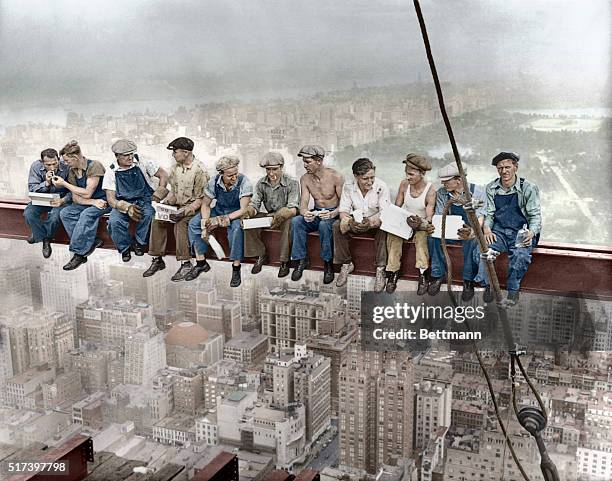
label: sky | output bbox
[0,0,609,104]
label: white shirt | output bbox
[339,177,391,218]
[102,158,160,191]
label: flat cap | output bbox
[492,151,520,166]
[260,152,285,168]
[438,162,467,181]
[297,145,325,159]
[111,139,137,155]
[403,153,432,172]
[216,155,240,172]
[167,137,194,152]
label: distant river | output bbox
[506,107,611,118]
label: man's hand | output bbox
[484,226,497,245]
[303,211,316,223]
[340,217,351,235]
[151,186,169,203]
[169,211,185,223]
[205,216,220,231]
[271,207,294,229]
[45,171,54,186]
[522,229,535,247]
[350,218,370,234]
[52,176,66,188]
[318,210,332,220]
[423,221,435,235]
[50,198,64,207]
[243,206,258,220]
[407,215,422,230]
[457,224,473,240]
[127,204,143,222]
[93,199,108,210]
[218,215,231,227]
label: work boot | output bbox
[417,269,429,296]
[171,261,193,282]
[42,239,52,259]
[185,260,211,281]
[230,265,242,288]
[85,237,104,257]
[143,257,166,277]
[278,262,291,278]
[374,266,386,293]
[428,276,444,296]
[63,254,87,271]
[323,261,335,285]
[483,285,494,303]
[507,291,520,305]
[27,234,36,244]
[132,242,146,256]
[291,258,310,281]
[461,280,475,302]
[122,249,132,263]
[336,262,354,287]
[251,255,268,274]
[386,270,400,294]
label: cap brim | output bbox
[439,176,455,181]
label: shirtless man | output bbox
[290,145,344,284]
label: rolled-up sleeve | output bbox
[484,184,496,229]
[250,181,264,211]
[286,179,300,210]
[338,184,353,214]
[193,168,209,199]
[524,183,542,235]
[473,185,487,219]
[239,176,254,198]
[204,177,216,199]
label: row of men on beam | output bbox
[25,138,541,302]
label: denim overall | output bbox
[485,178,538,292]
[189,174,245,260]
[107,162,155,254]
[428,183,482,281]
[59,159,111,255]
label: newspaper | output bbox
[242,216,273,229]
[380,204,414,240]
[431,214,463,240]
[152,202,185,223]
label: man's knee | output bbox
[292,215,305,229]
[319,219,334,233]
[23,204,40,221]
[513,248,532,272]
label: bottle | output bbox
[515,224,529,247]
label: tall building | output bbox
[339,348,414,475]
[0,325,13,385]
[346,275,374,314]
[65,346,120,393]
[413,381,452,450]
[0,263,33,314]
[177,280,215,323]
[305,328,358,415]
[108,262,168,312]
[75,297,153,349]
[223,331,268,366]
[172,368,204,415]
[1,307,73,374]
[260,286,346,352]
[124,326,166,385]
[293,351,332,443]
[41,262,88,322]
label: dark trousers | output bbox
[244,213,292,262]
[332,220,387,267]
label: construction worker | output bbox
[53,140,110,270]
[385,154,436,294]
[24,147,70,258]
[242,152,299,277]
[103,139,169,262]
[427,162,487,301]
[187,155,253,287]
[290,145,344,284]
[333,157,390,291]
[483,152,542,304]
[143,137,209,281]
